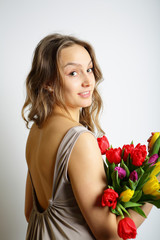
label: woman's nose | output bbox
[82,74,91,87]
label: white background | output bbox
[0,0,160,239]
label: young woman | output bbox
[22,34,152,240]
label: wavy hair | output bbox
[22,33,104,134]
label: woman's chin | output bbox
[81,102,92,108]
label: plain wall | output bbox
[0,0,160,239]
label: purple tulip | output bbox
[129,170,138,182]
[114,167,126,179]
[148,154,159,166]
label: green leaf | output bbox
[106,164,111,185]
[111,170,120,193]
[140,194,156,202]
[118,203,130,217]
[110,207,120,216]
[129,179,138,190]
[110,162,116,175]
[126,155,135,171]
[149,200,160,208]
[142,164,152,173]
[121,148,125,159]
[122,201,142,208]
[157,157,160,163]
[136,167,144,180]
[142,156,149,167]
[126,154,132,168]
[120,159,130,178]
[140,197,160,208]
[156,172,160,177]
[145,164,156,174]
[136,172,151,190]
[145,156,149,163]
[132,207,147,218]
[108,185,114,190]
[122,185,130,191]
[116,204,124,217]
[105,157,111,167]
[131,190,142,202]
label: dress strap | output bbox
[28,170,38,211]
[51,126,95,199]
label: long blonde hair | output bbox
[22,33,104,134]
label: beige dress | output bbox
[26,126,96,240]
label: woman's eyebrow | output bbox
[63,62,81,68]
[63,59,92,68]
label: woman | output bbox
[22,33,152,240]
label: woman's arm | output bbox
[68,132,153,240]
[24,171,33,222]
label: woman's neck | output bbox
[52,105,80,123]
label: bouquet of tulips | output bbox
[97,132,160,240]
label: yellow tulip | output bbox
[120,189,134,202]
[151,182,160,199]
[149,132,160,149]
[152,190,160,200]
[150,162,160,177]
[142,176,159,195]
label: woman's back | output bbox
[25,116,96,239]
[26,115,80,210]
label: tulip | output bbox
[122,144,134,162]
[129,171,138,182]
[115,167,126,179]
[152,188,160,200]
[101,188,119,209]
[97,136,110,155]
[142,176,159,195]
[148,132,160,150]
[106,147,122,164]
[120,189,134,202]
[150,162,160,177]
[118,217,137,240]
[148,154,159,166]
[131,144,147,166]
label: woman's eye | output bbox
[70,71,77,76]
[87,68,93,73]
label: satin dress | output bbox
[26,126,96,240]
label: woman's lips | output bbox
[78,91,91,98]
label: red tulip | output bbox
[131,144,147,166]
[106,147,122,164]
[118,217,137,240]
[97,136,110,155]
[101,188,119,209]
[122,144,134,162]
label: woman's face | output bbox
[59,44,95,111]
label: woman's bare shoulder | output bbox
[68,130,103,181]
[45,116,82,138]
[73,130,99,154]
